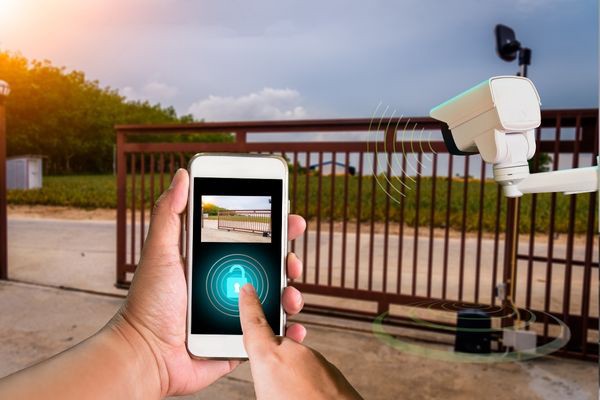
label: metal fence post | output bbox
[0,85,8,280]
[116,129,127,286]
[502,197,520,326]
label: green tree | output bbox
[528,152,552,173]
[0,51,232,174]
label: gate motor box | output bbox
[454,309,492,354]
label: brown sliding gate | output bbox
[216,210,272,235]
[116,109,598,360]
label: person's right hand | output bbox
[239,284,363,400]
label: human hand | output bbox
[109,168,307,397]
[239,284,363,400]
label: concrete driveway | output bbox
[0,281,597,399]
[7,217,597,319]
[201,219,270,243]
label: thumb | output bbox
[143,168,189,256]
[239,283,277,356]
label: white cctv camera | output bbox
[430,76,599,198]
[430,76,540,197]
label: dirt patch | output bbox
[8,205,116,221]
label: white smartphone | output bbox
[186,153,288,359]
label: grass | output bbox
[7,174,597,234]
[292,174,596,234]
[217,215,271,223]
[8,175,116,209]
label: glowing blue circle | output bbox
[204,254,269,317]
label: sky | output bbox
[202,195,271,210]
[0,0,597,121]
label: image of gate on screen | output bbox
[200,195,272,243]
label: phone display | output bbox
[190,177,283,335]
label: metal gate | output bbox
[116,109,598,360]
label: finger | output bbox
[239,283,277,354]
[282,286,304,316]
[286,252,303,280]
[285,323,307,343]
[288,215,306,241]
[143,169,189,253]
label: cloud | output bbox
[187,88,307,121]
[513,0,575,12]
[121,81,178,104]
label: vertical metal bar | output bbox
[411,153,422,296]
[179,153,185,172]
[562,115,582,325]
[474,158,486,303]
[382,152,392,293]
[396,154,407,294]
[315,152,323,284]
[491,185,501,306]
[159,153,165,194]
[354,152,364,290]
[130,153,136,267]
[291,152,298,254]
[526,127,542,310]
[580,190,597,355]
[368,153,378,291]
[0,98,7,280]
[169,153,175,178]
[150,153,156,210]
[341,152,350,288]
[236,131,247,151]
[442,155,453,299]
[327,152,336,286]
[580,116,598,356]
[116,130,127,285]
[178,153,185,255]
[302,152,310,283]
[458,156,469,301]
[140,153,145,252]
[544,115,561,338]
[502,197,520,328]
[427,153,438,298]
[292,151,299,216]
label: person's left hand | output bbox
[108,168,306,397]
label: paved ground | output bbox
[7,218,125,295]
[7,218,597,318]
[0,281,596,399]
[3,216,598,399]
[202,220,270,243]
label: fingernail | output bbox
[169,169,184,188]
[243,283,256,296]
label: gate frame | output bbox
[115,110,599,361]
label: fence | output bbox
[216,210,272,235]
[115,109,598,360]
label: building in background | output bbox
[7,155,43,190]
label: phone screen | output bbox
[190,177,283,335]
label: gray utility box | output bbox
[7,155,43,190]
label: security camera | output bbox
[494,24,532,77]
[430,76,541,197]
[430,76,599,198]
[495,24,521,62]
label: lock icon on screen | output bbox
[226,265,248,299]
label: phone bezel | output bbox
[185,153,288,359]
